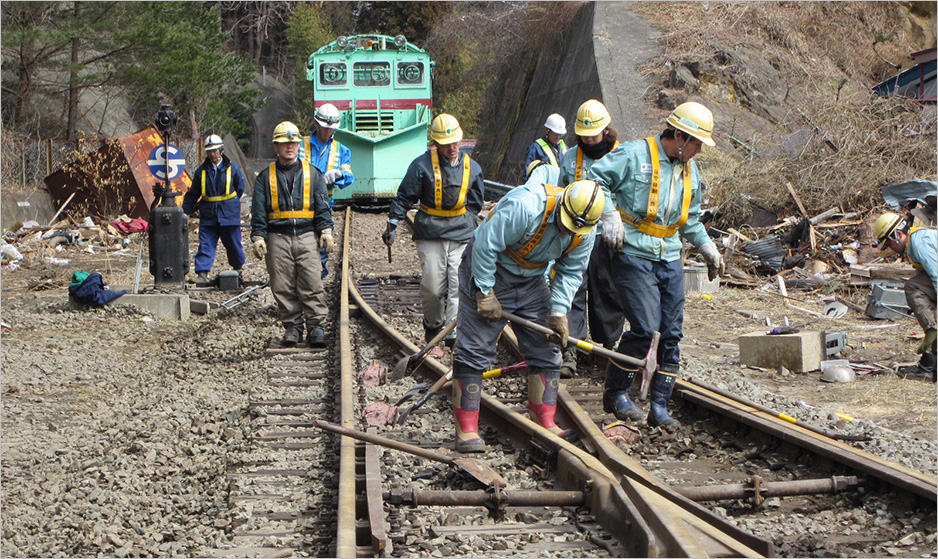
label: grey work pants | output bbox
[906,268,937,332]
[416,239,466,333]
[267,231,326,328]
[453,243,561,372]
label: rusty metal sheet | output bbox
[118,125,191,214]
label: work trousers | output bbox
[568,242,626,346]
[453,242,561,373]
[267,231,326,329]
[906,268,937,332]
[612,253,684,372]
[416,239,466,333]
[194,224,245,273]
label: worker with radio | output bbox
[450,178,605,452]
[873,212,937,381]
[558,99,623,377]
[524,113,567,179]
[251,121,334,348]
[300,103,355,279]
[588,101,725,431]
[382,114,484,347]
[182,134,247,282]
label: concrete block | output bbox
[189,300,214,315]
[109,293,190,321]
[738,330,825,373]
[684,267,719,294]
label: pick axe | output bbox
[500,311,660,400]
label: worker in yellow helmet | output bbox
[588,101,725,432]
[451,179,605,452]
[873,211,936,381]
[250,121,334,348]
[557,99,623,377]
[382,114,485,347]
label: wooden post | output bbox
[785,181,816,253]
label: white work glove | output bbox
[251,237,267,259]
[319,229,335,254]
[698,241,725,281]
[600,211,624,251]
[323,169,343,185]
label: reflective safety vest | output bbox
[536,138,566,167]
[201,167,235,202]
[618,137,691,238]
[319,139,341,198]
[573,141,619,181]
[267,161,315,220]
[419,147,471,217]
[500,183,583,270]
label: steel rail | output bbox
[345,259,658,555]
[674,378,938,502]
[498,327,771,557]
[335,207,358,557]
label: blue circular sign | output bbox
[147,144,186,181]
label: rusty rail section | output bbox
[675,378,938,502]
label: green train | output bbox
[306,34,434,204]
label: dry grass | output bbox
[631,2,937,224]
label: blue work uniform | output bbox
[588,132,711,374]
[301,134,354,278]
[524,137,567,179]
[453,180,595,375]
[182,154,247,274]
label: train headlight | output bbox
[394,34,406,48]
[337,36,349,49]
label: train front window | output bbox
[353,61,391,87]
[396,61,424,86]
[319,63,347,87]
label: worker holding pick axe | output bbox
[588,102,725,432]
[450,176,605,453]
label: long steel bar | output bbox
[386,489,586,508]
[675,475,860,503]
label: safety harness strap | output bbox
[268,161,315,220]
[618,137,691,237]
[421,147,470,217]
[504,184,583,270]
[201,167,235,202]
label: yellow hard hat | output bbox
[575,100,610,136]
[873,212,905,249]
[666,102,715,146]
[430,113,463,145]
[272,121,301,143]
[559,180,605,235]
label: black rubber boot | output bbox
[307,326,326,348]
[647,372,680,431]
[603,363,643,422]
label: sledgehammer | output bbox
[501,311,660,400]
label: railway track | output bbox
[210,209,935,558]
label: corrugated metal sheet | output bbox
[740,235,786,270]
[44,125,191,220]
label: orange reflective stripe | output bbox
[422,148,470,217]
[267,161,316,220]
[201,167,235,202]
[504,184,582,269]
[618,137,691,237]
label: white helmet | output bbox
[544,113,567,135]
[204,134,224,151]
[315,103,341,129]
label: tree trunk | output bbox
[189,107,201,161]
[66,2,81,140]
